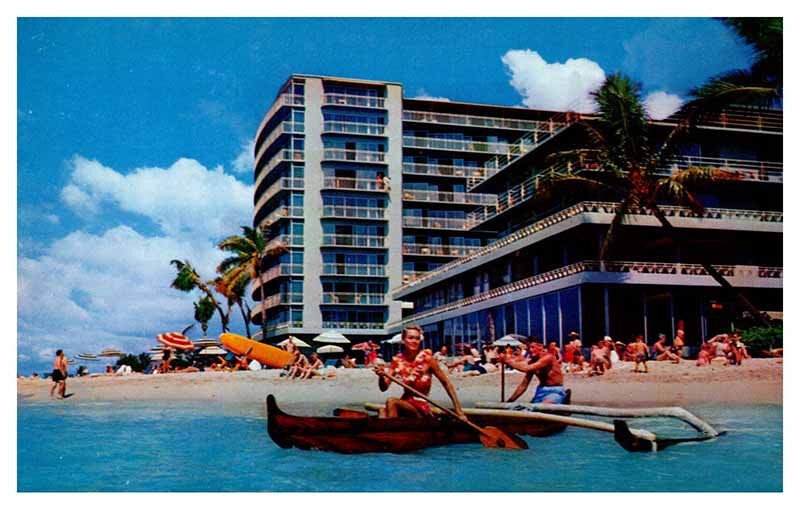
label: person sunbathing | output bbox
[301,353,324,379]
[286,352,309,379]
[653,334,679,362]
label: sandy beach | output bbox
[18,358,782,411]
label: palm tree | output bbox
[193,296,217,338]
[689,18,782,110]
[170,259,229,332]
[537,73,767,325]
[214,275,252,339]
[217,226,288,340]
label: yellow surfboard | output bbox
[219,333,294,368]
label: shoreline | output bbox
[18,358,782,410]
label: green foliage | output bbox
[115,353,152,372]
[740,325,783,356]
[194,296,216,336]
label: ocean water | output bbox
[18,399,781,492]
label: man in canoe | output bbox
[374,325,466,419]
[499,339,568,405]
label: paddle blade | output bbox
[479,426,528,449]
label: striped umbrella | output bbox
[156,332,195,351]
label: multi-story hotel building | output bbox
[251,74,782,351]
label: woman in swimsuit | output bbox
[374,325,465,419]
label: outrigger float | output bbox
[266,394,723,454]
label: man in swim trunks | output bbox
[374,325,465,419]
[631,334,649,373]
[498,339,568,405]
[50,349,68,398]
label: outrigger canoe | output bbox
[266,391,570,454]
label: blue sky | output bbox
[17,18,754,374]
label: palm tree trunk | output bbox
[648,205,770,327]
[238,300,252,338]
[198,284,229,333]
[257,270,267,341]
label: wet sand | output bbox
[18,358,782,409]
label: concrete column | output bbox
[301,78,324,329]
[385,83,404,326]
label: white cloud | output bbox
[501,49,606,113]
[45,214,60,224]
[232,139,255,174]
[411,89,450,102]
[644,90,684,120]
[61,156,253,238]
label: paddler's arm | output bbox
[373,365,391,392]
[430,358,465,418]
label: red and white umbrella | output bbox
[351,342,373,351]
[156,332,195,351]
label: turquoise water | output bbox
[18,400,781,492]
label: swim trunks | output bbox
[51,370,65,382]
[531,385,568,404]
[635,353,647,363]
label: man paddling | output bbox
[374,325,465,419]
[498,339,568,405]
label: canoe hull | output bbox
[266,393,570,454]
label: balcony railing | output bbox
[322,293,386,305]
[403,271,429,284]
[402,243,482,257]
[322,234,386,249]
[662,156,783,183]
[252,263,304,289]
[254,292,304,312]
[467,112,574,189]
[255,93,305,143]
[262,234,303,255]
[321,205,387,220]
[321,321,385,330]
[390,260,783,327]
[322,148,387,164]
[255,121,304,165]
[323,93,386,109]
[322,264,387,277]
[402,216,469,230]
[254,178,305,213]
[407,201,784,294]
[402,162,485,179]
[322,177,388,193]
[259,206,304,229]
[656,107,783,133]
[323,121,386,136]
[401,188,497,206]
[251,320,304,336]
[403,110,546,131]
[255,149,305,192]
[403,136,511,154]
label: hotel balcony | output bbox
[322,148,387,164]
[322,293,386,305]
[250,293,304,318]
[322,263,387,277]
[321,205,387,221]
[323,93,386,109]
[655,107,783,134]
[254,149,305,192]
[254,177,304,214]
[322,177,388,193]
[403,110,547,131]
[402,215,469,230]
[257,206,304,230]
[321,321,385,330]
[402,243,482,257]
[254,121,304,166]
[402,162,485,179]
[390,260,783,329]
[321,234,387,249]
[399,201,783,297]
[401,188,497,206]
[251,321,304,337]
[251,263,304,294]
[403,136,510,154]
[255,93,305,144]
[403,270,429,284]
[322,121,386,137]
[262,234,303,255]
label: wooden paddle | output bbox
[380,371,528,450]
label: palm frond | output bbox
[655,179,706,215]
[599,199,632,260]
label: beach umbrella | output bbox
[156,332,195,351]
[313,331,350,344]
[198,346,228,356]
[76,353,99,361]
[493,334,527,347]
[351,342,374,350]
[278,337,311,348]
[193,339,220,348]
[99,348,125,357]
[317,345,344,354]
[150,353,164,361]
[383,333,403,344]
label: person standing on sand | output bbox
[631,335,649,373]
[374,325,465,419]
[499,339,568,404]
[50,349,68,398]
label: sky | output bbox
[16,17,755,374]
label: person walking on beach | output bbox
[499,339,568,404]
[374,325,465,419]
[50,349,68,399]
